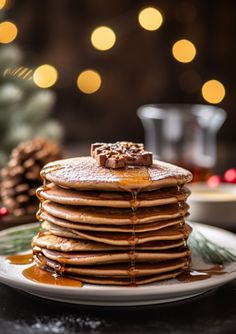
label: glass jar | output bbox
[137,104,226,182]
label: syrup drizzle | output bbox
[5,252,83,287]
[176,183,187,247]
[177,265,226,282]
[6,253,33,265]
[36,180,46,222]
[22,265,83,287]
[36,165,64,222]
[129,191,138,285]
[111,166,152,286]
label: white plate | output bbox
[0,223,236,306]
[188,183,236,228]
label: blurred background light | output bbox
[138,7,163,31]
[2,0,233,151]
[91,26,116,51]
[0,21,17,44]
[33,64,58,88]
[77,70,101,94]
[172,39,196,63]
[0,0,7,10]
[201,80,225,104]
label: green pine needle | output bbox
[188,229,236,265]
[0,225,40,255]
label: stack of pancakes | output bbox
[33,156,192,285]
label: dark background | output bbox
[8,0,236,151]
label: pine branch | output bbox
[188,229,236,264]
[0,225,40,255]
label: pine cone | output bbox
[1,138,62,217]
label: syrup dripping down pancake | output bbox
[41,200,189,225]
[34,252,189,278]
[41,221,192,246]
[40,211,185,233]
[39,183,190,208]
[34,262,183,285]
[40,157,192,192]
[33,246,190,266]
[33,232,186,252]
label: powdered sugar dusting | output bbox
[1,314,108,333]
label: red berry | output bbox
[207,175,222,188]
[0,207,9,217]
[224,168,236,183]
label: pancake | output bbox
[41,200,189,225]
[34,261,183,285]
[32,150,192,286]
[40,157,192,192]
[41,221,192,246]
[32,232,186,251]
[34,246,190,266]
[40,211,184,233]
[59,270,183,285]
[39,183,190,208]
[34,252,189,278]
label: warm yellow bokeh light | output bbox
[33,65,58,88]
[0,21,17,44]
[0,0,7,10]
[172,39,196,63]
[77,70,101,94]
[91,26,116,51]
[138,7,163,31]
[201,80,225,104]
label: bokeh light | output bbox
[138,7,163,31]
[91,26,116,51]
[201,80,225,104]
[0,0,7,10]
[0,21,18,44]
[77,70,102,94]
[33,64,58,88]
[207,175,222,188]
[172,39,196,63]
[224,169,236,183]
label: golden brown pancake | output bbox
[40,211,184,233]
[41,221,192,246]
[39,183,190,208]
[41,200,189,225]
[60,270,183,285]
[34,246,190,266]
[40,157,192,192]
[34,252,189,278]
[32,232,186,252]
[34,258,183,285]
